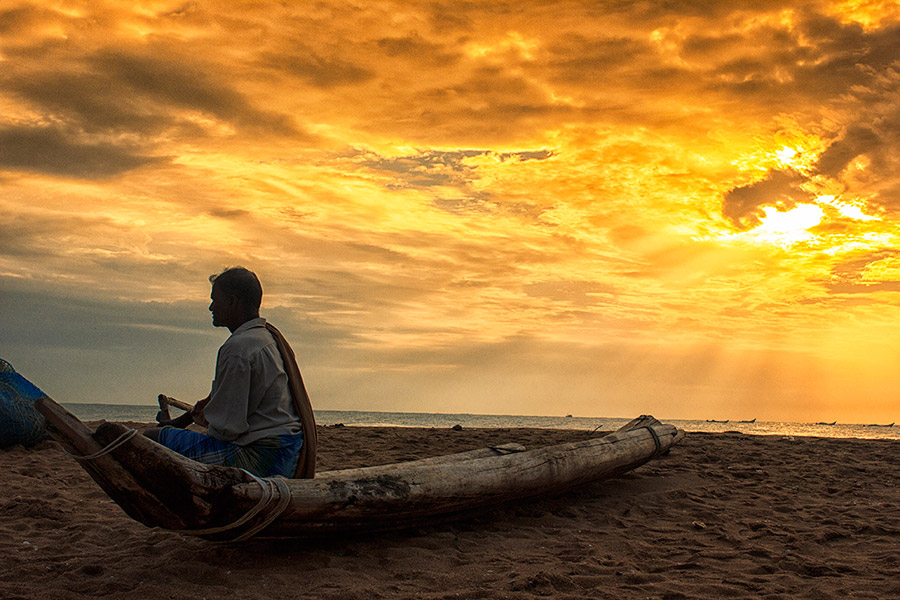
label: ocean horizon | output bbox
[60,403,900,441]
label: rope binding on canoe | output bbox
[643,426,663,457]
[61,428,139,461]
[59,428,290,541]
[178,470,292,542]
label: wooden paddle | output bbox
[158,394,193,412]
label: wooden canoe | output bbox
[35,396,684,541]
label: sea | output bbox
[61,404,900,441]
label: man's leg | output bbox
[147,427,236,468]
[144,427,163,442]
[155,411,194,429]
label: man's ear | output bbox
[227,294,246,315]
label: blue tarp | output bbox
[0,359,50,448]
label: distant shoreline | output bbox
[61,402,900,441]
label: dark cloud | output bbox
[258,45,374,89]
[680,31,748,59]
[600,0,790,21]
[362,149,485,187]
[433,195,547,220]
[0,126,163,178]
[4,48,311,142]
[3,0,900,420]
[0,5,44,34]
[413,105,576,145]
[376,34,460,66]
[878,182,900,216]
[0,280,357,404]
[362,61,580,143]
[347,146,558,223]
[358,147,552,218]
[0,285,218,404]
[431,196,494,215]
[0,288,206,351]
[821,250,900,294]
[0,212,112,258]
[10,72,175,135]
[816,125,882,177]
[208,208,250,219]
[547,35,655,85]
[828,280,900,294]
[701,9,900,229]
[426,7,473,34]
[703,11,900,105]
[722,170,811,229]
[90,51,301,135]
[361,148,551,190]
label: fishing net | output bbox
[0,358,50,448]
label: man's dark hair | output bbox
[210,267,263,311]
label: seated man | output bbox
[144,267,315,478]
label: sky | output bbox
[2,1,900,423]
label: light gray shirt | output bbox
[205,317,301,445]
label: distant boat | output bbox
[816,421,836,426]
[737,419,756,424]
[864,422,894,428]
[706,419,729,423]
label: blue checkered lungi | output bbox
[157,427,303,478]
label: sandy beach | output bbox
[2,423,899,599]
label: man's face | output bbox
[208,284,235,328]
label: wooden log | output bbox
[91,423,535,534]
[40,395,684,539]
[316,442,528,477]
[229,422,682,537]
[90,420,258,530]
[618,414,662,430]
[35,397,186,527]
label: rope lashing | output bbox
[59,429,290,541]
[61,429,139,461]
[230,476,292,541]
[643,426,663,457]
[178,470,292,542]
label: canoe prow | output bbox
[36,397,684,540]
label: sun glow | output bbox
[726,204,825,246]
[776,146,798,165]
[816,195,880,221]
[826,0,900,28]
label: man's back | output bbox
[205,317,301,445]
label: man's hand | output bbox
[191,396,211,428]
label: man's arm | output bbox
[155,394,210,429]
[191,396,210,427]
[203,356,252,441]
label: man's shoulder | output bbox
[220,319,277,358]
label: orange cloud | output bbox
[2,1,900,422]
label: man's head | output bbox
[208,267,262,331]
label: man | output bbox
[144,267,316,478]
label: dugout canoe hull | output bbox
[36,396,683,540]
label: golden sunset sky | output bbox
[2,1,900,423]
